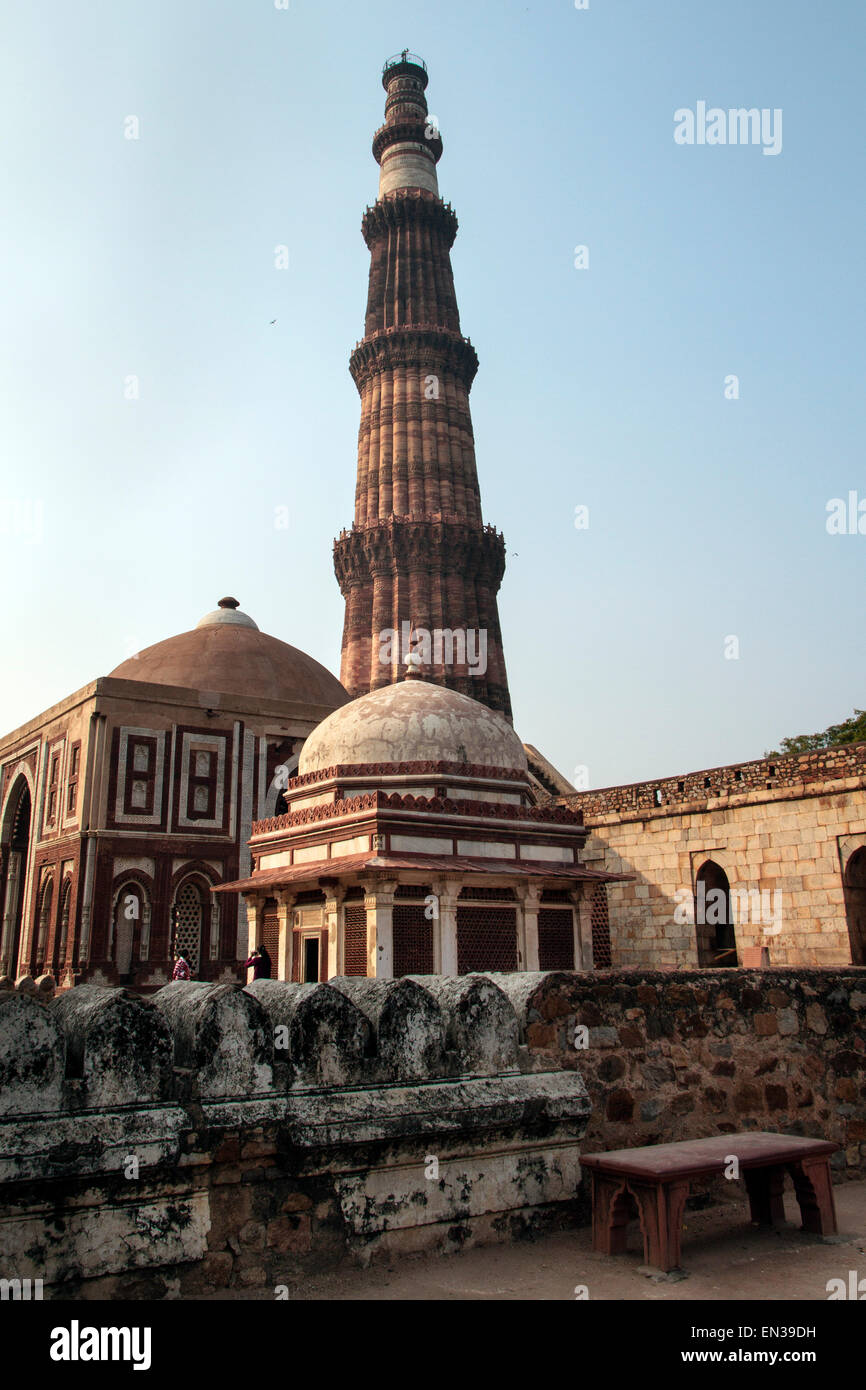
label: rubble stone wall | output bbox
[503,969,866,1188]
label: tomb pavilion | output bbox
[217,661,621,981]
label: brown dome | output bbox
[108,602,349,709]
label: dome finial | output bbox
[404,621,424,678]
[218,597,240,610]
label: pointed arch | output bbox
[843,846,866,966]
[0,773,33,977]
[36,875,54,973]
[109,874,153,983]
[55,875,74,978]
[695,860,737,967]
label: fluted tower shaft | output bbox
[334,55,511,718]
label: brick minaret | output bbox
[333,53,512,719]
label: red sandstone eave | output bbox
[212,852,631,895]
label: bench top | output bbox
[581,1132,838,1182]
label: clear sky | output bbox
[1,0,864,789]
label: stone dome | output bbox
[298,676,528,774]
[108,599,349,709]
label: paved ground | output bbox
[201,1179,866,1301]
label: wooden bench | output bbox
[581,1131,838,1272]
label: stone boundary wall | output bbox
[503,969,866,1191]
[3,968,864,1298]
[0,976,590,1298]
[570,779,866,970]
[564,741,866,818]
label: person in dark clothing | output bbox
[244,946,272,981]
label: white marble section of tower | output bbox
[376,53,441,198]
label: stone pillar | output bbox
[324,886,347,981]
[571,886,595,971]
[78,834,97,965]
[244,894,265,982]
[365,881,397,978]
[275,891,295,983]
[435,881,459,976]
[209,900,220,962]
[520,884,541,973]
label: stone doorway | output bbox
[0,779,31,978]
[113,884,142,983]
[843,846,866,965]
[303,935,320,983]
[695,860,738,967]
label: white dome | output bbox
[299,677,527,775]
[196,597,259,631]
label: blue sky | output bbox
[1,0,864,788]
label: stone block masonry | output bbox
[564,742,866,968]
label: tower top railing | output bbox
[383,51,428,78]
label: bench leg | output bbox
[591,1173,632,1256]
[743,1165,787,1226]
[788,1157,838,1236]
[629,1177,690,1272]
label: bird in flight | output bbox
[269,319,277,325]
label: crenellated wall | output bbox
[563,743,866,969]
[568,743,866,817]
[0,976,590,1298]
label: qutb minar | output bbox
[333,54,512,718]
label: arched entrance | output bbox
[843,847,866,965]
[113,883,143,983]
[54,877,73,981]
[35,877,54,975]
[0,779,31,977]
[695,860,738,967]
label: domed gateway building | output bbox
[0,599,348,990]
[216,666,621,981]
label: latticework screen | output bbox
[456,906,517,974]
[591,884,612,967]
[537,907,575,971]
[174,882,202,975]
[261,901,279,969]
[343,905,368,976]
[393,904,434,977]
